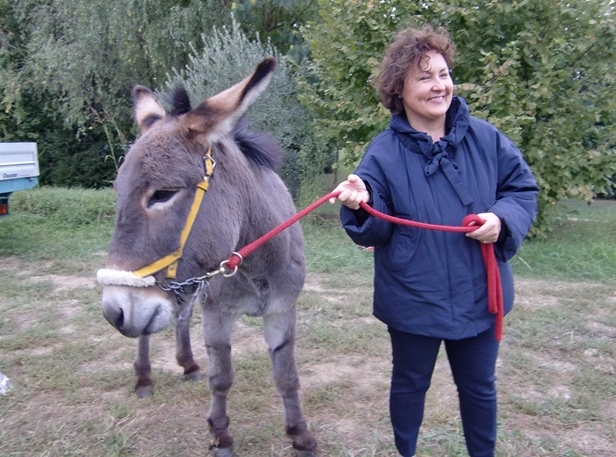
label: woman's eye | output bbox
[148,190,178,207]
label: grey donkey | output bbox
[97,57,317,456]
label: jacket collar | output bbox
[390,97,473,206]
[390,96,470,156]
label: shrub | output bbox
[10,187,116,228]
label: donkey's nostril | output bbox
[103,306,124,331]
[115,308,125,329]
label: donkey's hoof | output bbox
[135,385,152,398]
[290,427,317,456]
[184,370,202,381]
[294,450,317,457]
[209,446,233,457]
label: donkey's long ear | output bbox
[133,86,166,135]
[183,57,277,141]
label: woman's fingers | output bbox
[329,175,369,208]
[465,213,501,243]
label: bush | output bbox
[10,187,116,228]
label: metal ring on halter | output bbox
[205,154,216,168]
[219,252,243,277]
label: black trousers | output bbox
[388,326,499,457]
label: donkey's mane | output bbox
[165,85,192,116]
[165,84,283,171]
[233,120,284,171]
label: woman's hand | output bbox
[329,174,371,210]
[465,212,502,244]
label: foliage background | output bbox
[1,0,231,186]
[1,0,615,234]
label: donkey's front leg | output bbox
[175,310,201,381]
[134,334,153,398]
[202,312,235,456]
[264,310,317,456]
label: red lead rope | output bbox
[224,191,504,341]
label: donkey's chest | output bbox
[208,276,273,317]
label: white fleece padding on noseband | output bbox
[96,269,156,288]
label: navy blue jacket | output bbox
[341,97,539,339]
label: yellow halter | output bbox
[132,148,215,280]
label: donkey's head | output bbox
[98,57,277,337]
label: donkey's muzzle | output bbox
[101,285,175,337]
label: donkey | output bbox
[96,57,317,456]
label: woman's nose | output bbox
[432,78,446,90]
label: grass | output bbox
[513,199,616,281]
[0,188,615,456]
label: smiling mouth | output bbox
[428,95,446,102]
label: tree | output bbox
[0,0,101,187]
[0,0,40,142]
[231,0,318,63]
[1,0,323,190]
[26,0,232,125]
[298,0,397,166]
[300,0,616,236]
[1,0,231,186]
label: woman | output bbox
[330,25,539,457]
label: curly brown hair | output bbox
[376,25,456,115]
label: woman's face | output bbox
[400,50,453,130]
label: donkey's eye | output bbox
[148,189,178,207]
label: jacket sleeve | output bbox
[490,134,540,261]
[340,145,396,247]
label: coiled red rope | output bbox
[225,191,504,341]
